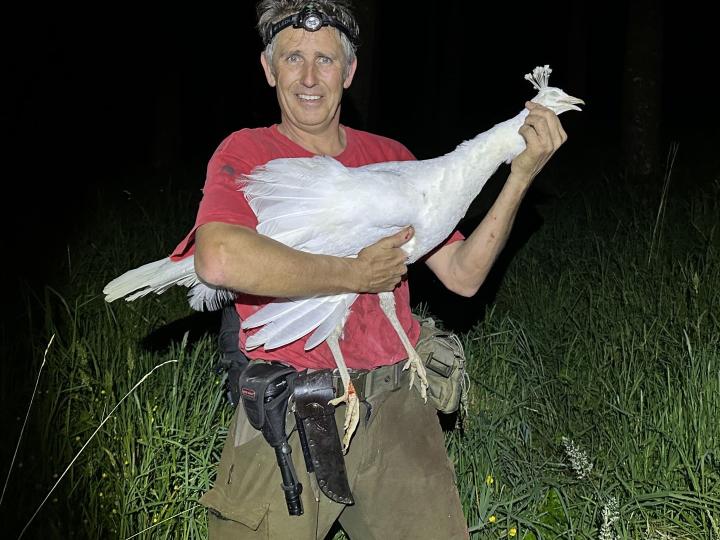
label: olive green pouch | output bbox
[413,317,469,416]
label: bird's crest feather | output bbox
[524,65,552,91]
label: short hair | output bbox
[256,1,359,74]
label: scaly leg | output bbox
[378,291,428,401]
[326,324,360,453]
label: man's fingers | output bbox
[559,124,568,144]
[380,226,414,248]
[525,102,566,148]
[356,226,412,292]
[523,114,559,152]
[525,114,551,141]
[518,123,541,148]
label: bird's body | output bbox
[104,66,583,448]
[238,110,529,352]
[248,112,527,263]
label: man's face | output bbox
[261,27,357,135]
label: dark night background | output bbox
[3,0,718,303]
[1,1,719,534]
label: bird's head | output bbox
[525,65,584,115]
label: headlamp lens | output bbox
[303,13,322,32]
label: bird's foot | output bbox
[328,380,360,453]
[403,348,428,402]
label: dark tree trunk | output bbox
[621,0,664,178]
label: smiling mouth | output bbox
[297,94,321,101]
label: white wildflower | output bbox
[598,496,619,540]
[561,437,593,479]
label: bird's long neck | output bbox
[422,109,529,216]
[451,109,528,191]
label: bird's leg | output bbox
[378,292,428,401]
[326,324,360,453]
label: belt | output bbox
[332,361,404,401]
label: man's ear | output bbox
[260,52,276,87]
[343,57,358,89]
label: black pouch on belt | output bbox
[293,370,354,505]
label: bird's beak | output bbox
[564,95,585,111]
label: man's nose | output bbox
[300,63,318,87]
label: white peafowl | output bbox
[104,65,583,449]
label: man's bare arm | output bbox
[195,222,414,297]
[425,174,528,297]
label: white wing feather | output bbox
[104,257,195,302]
[244,156,419,257]
[243,294,352,350]
[304,294,357,350]
[187,282,235,311]
[104,256,233,311]
[240,298,310,329]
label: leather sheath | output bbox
[293,370,354,505]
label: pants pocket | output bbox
[199,420,275,530]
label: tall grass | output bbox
[1,169,718,538]
[450,172,720,538]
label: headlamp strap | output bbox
[266,3,358,46]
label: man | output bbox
[171,1,568,537]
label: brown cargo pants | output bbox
[200,364,469,539]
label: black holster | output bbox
[239,361,303,516]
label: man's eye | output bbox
[317,56,332,65]
[287,54,301,63]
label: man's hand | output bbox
[355,226,414,293]
[511,101,568,186]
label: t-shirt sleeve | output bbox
[171,140,258,260]
[418,229,465,264]
[445,229,465,244]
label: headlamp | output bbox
[265,3,359,47]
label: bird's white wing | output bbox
[105,155,425,349]
[103,255,234,311]
[240,155,422,351]
[244,155,422,256]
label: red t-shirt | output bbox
[171,124,463,370]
